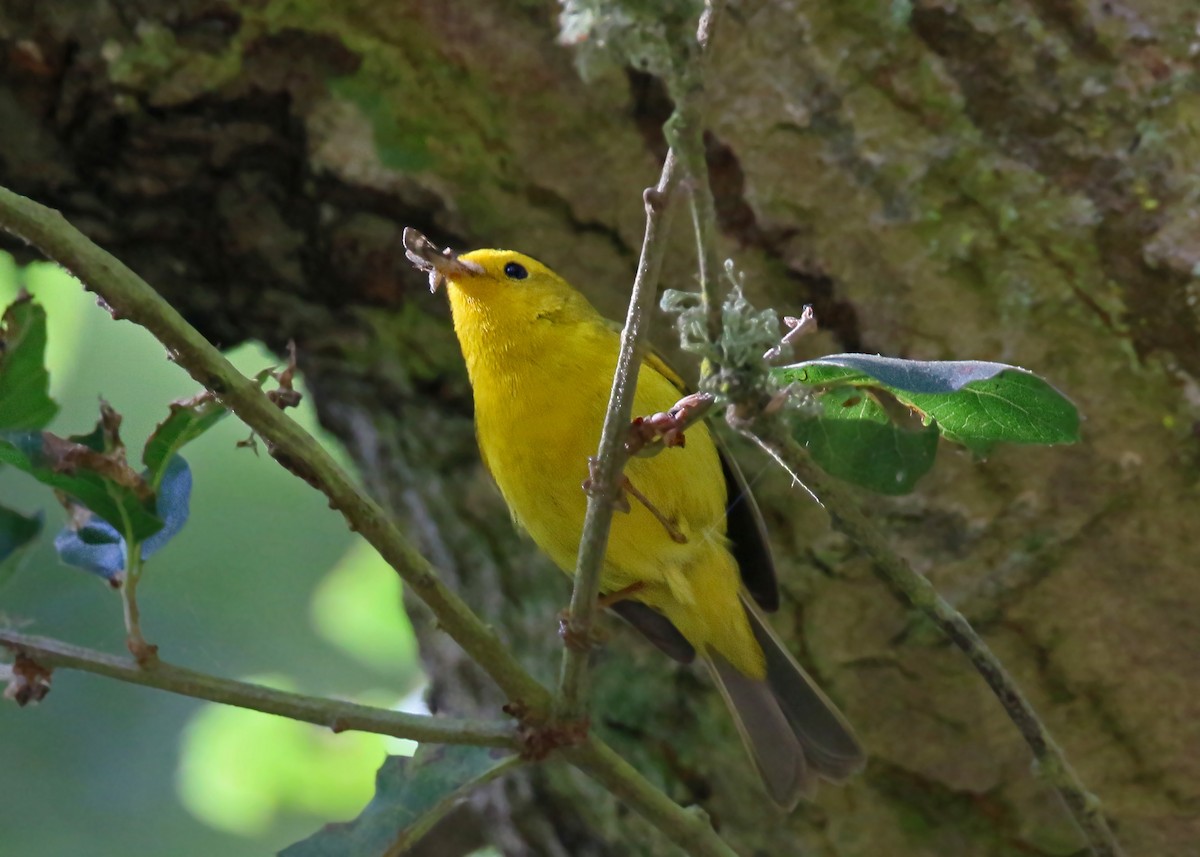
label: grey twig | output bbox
[556,0,729,722]
[555,153,682,720]
[566,738,737,857]
[0,630,518,747]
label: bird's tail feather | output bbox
[742,593,865,782]
[705,652,810,809]
[705,596,865,808]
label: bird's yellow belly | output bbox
[475,357,728,601]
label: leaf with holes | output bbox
[778,354,1080,456]
[0,403,163,544]
[55,455,191,580]
[791,385,941,495]
[143,390,229,490]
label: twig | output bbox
[555,0,729,723]
[763,306,817,363]
[119,544,157,664]
[0,183,550,714]
[727,412,1125,857]
[0,630,518,748]
[556,152,682,720]
[565,738,737,857]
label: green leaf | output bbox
[0,423,163,543]
[791,385,940,495]
[142,391,230,491]
[0,504,42,591]
[0,293,59,430]
[778,355,1080,455]
[281,745,519,857]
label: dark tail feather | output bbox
[705,653,811,809]
[743,594,866,782]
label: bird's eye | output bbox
[504,262,528,280]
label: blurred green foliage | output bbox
[0,254,422,856]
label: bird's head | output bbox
[402,228,593,326]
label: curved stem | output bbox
[119,542,156,664]
[565,738,737,857]
[0,183,550,714]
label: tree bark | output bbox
[2,1,1197,854]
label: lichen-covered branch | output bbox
[565,738,736,857]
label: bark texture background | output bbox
[2,1,1198,854]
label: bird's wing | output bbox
[631,334,780,612]
[718,446,779,612]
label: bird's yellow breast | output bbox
[468,309,727,591]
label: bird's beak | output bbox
[402,228,484,293]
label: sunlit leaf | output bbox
[791,385,940,495]
[281,745,519,857]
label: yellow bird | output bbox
[404,229,864,807]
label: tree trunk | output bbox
[2,1,1196,854]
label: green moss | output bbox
[233,0,512,198]
[328,76,434,172]
[102,20,245,107]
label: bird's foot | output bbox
[619,477,688,544]
[625,392,714,457]
[582,457,632,513]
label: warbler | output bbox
[404,229,864,807]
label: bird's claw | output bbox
[626,392,714,457]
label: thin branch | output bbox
[555,0,728,723]
[728,412,1125,857]
[0,630,518,748]
[555,152,681,719]
[119,543,157,664]
[688,170,721,355]
[0,184,551,714]
[565,738,737,857]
